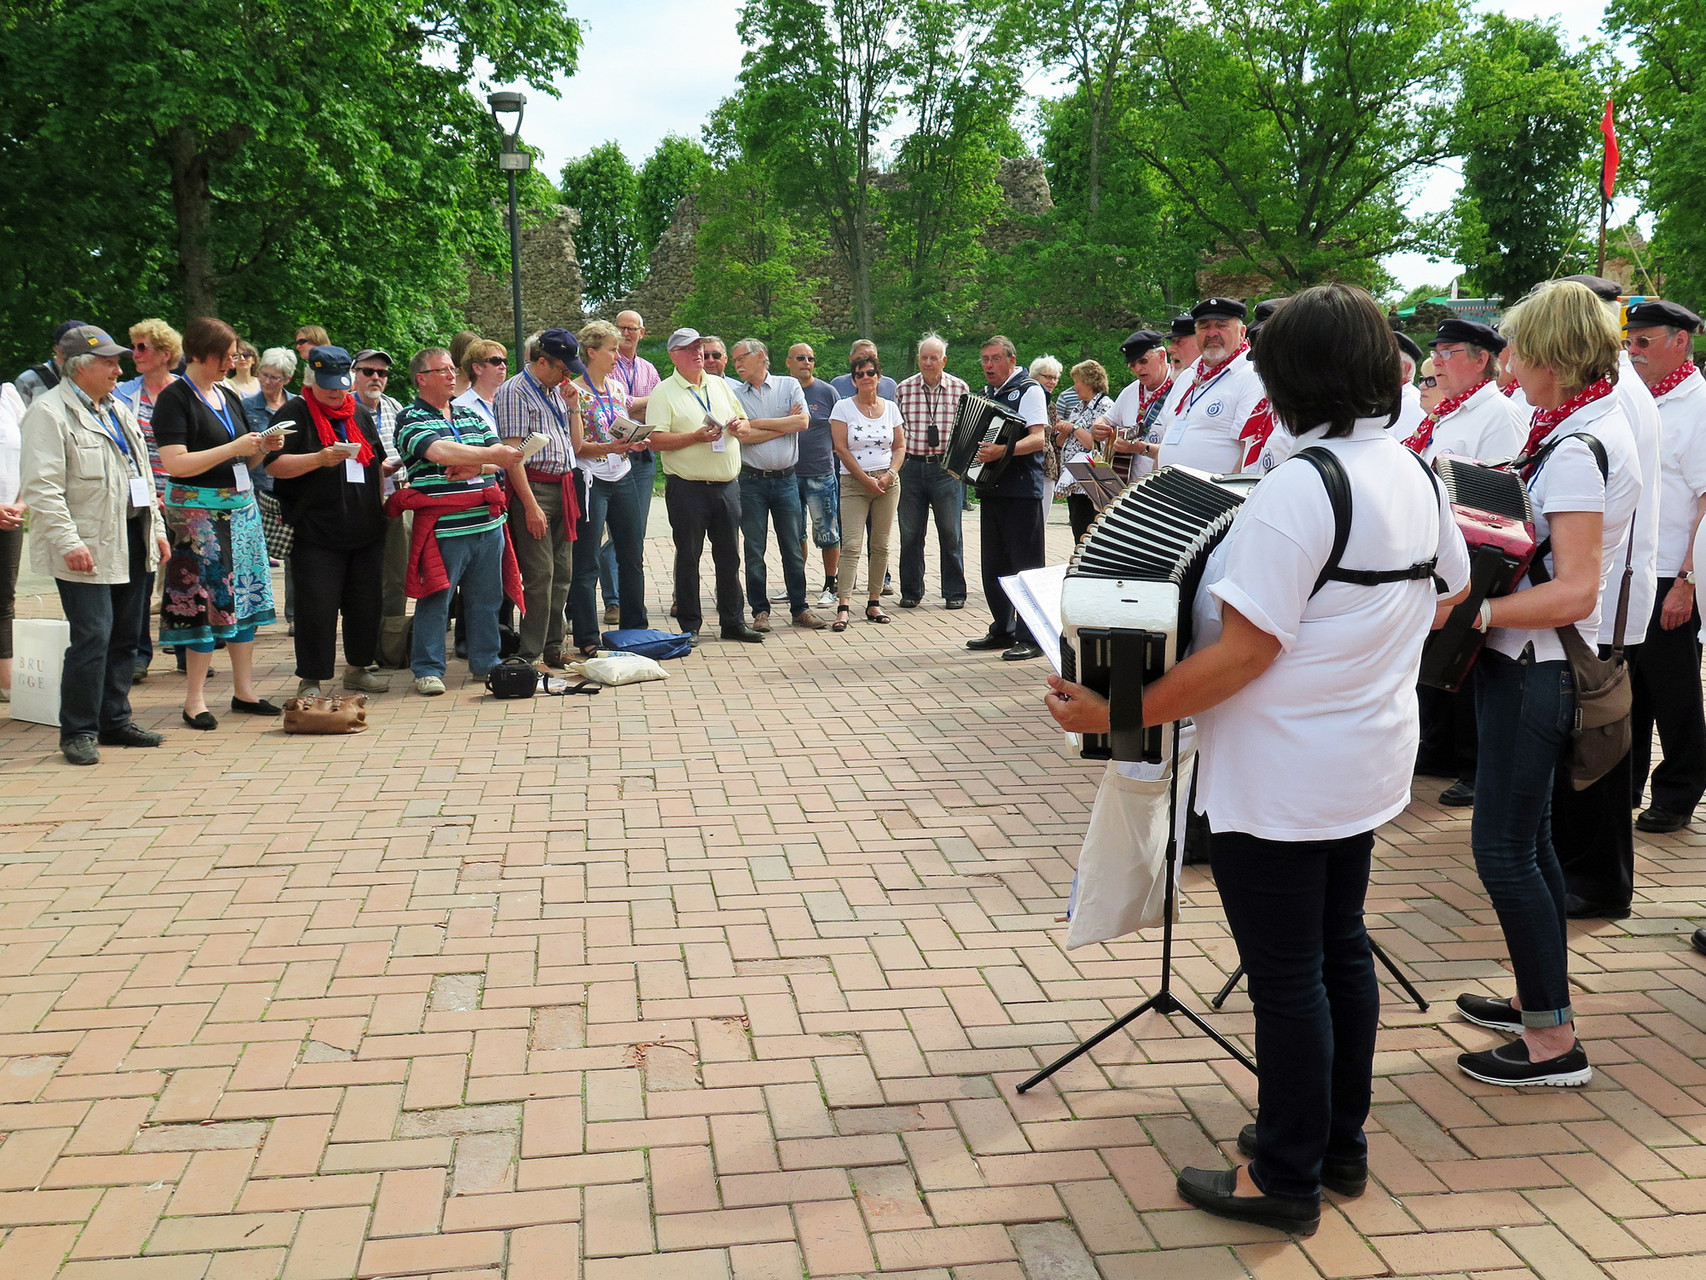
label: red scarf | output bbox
[1173,343,1249,414]
[1239,399,1276,469]
[1138,374,1174,415]
[1649,361,1698,400]
[1403,378,1489,454]
[304,391,373,466]
[1501,380,1520,397]
[1518,376,1615,474]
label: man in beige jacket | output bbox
[20,326,169,765]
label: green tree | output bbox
[0,0,580,374]
[561,142,645,309]
[636,135,712,252]
[1124,0,1471,290]
[1448,16,1600,302]
[1607,0,1706,310]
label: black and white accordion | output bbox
[1061,466,1258,763]
[1419,457,1537,691]
[944,393,1027,487]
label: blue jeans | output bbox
[1472,649,1577,1027]
[410,527,504,679]
[1211,826,1377,1202]
[739,470,807,618]
[897,456,966,603]
[601,453,655,607]
[572,472,650,647]
[54,516,148,741]
[796,472,841,549]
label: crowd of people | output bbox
[6,276,1705,1239]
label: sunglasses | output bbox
[791,354,815,362]
[480,356,508,367]
[132,341,150,353]
[355,367,389,377]
[702,351,726,360]
[852,368,879,379]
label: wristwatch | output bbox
[1684,571,1698,586]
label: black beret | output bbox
[1432,317,1506,354]
[1395,332,1423,363]
[1253,296,1289,322]
[1558,274,1622,302]
[1169,314,1197,339]
[1119,329,1165,360]
[1625,299,1702,333]
[1191,296,1247,321]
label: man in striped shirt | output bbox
[392,347,522,695]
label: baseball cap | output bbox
[52,319,91,346]
[1191,297,1248,322]
[307,345,354,390]
[537,329,587,376]
[56,325,130,359]
[666,327,703,351]
[351,348,393,367]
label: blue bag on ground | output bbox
[601,628,694,660]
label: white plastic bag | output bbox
[570,652,668,686]
[1065,723,1196,949]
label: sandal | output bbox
[865,602,890,624]
[831,605,851,632]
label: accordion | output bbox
[944,394,1027,487]
[1419,457,1537,691]
[1061,466,1258,763]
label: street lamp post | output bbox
[487,91,530,363]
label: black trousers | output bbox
[1417,683,1477,784]
[1552,642,1639,910]
[665,476,743,635]
[1067,493,1095,545]
[55,515,148,741]
[978,494,1045,643]
[290,537,383,680]
[1631,578,1706,816]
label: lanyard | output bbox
[585,378,619,437]
[524,370,567,433]
[615,354,638,395]
[1178,361,1235,415]
[99,407,135,462]
[685,381,715,418]
[201,386,237,439]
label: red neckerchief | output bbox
[303,391,373,466]
[1239,399,1275,468]
[1173,344,1249,414]
[1518,376,1615,475]
[1138,374,1174,415]
[1403,378,1489,454]
[1501,381,1520,397]
[1649,361,1698,400]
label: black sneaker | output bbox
[61,735,100,766]
[1455,993,1522,1034]
[1457,1039,1591,1087]
[1237,1125,1366,1197]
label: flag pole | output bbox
[1597,196,1608,278]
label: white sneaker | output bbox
[816,587,837,609]
[415,675,446,696]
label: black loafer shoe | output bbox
[1438,781,1475,807]
[230,697,282,716]
[1236,1125,1366,1197]
[1457,1039,1591,1087]
[720,624,765,643]
[60,735,100,766]
[1693,927,1706,957]
[1455,992,1522,1034]
[686,632,700,649]
[1565,893,1631,921]
[899,597,921,608]
[182,710,218,731]
[1002,642,1043,662]
[945,598,966,610]
[1176,1167,1319,1235]
[966,633,1013,651]
[98,723,164,748]
[1636,807,1691,833]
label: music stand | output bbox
[1209,939,1430,1013]
[1017,729,1255,1093]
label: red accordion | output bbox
[1419,458,1538,691]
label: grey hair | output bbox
[917,332,947,357]
[62,352,107,380]
[258,347,298,378]
[524,331,545,362]
[1029,354,1063,379]
[410,346,451,381]
[982,334,1018,360]
[732,338,767,359]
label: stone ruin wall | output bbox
[462,206,586,340]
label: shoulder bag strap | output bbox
[1295,447,1351,598]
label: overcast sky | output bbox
[511,0,1633,298]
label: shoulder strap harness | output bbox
[1294,445,1444,599]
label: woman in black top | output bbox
[265,346,390,698]
[152,317,280,729]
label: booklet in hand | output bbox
[611,416,653,444]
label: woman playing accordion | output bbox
[1046,284,1471,1235]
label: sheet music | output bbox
[999,564,1067,676]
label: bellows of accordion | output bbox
[1069,466,1248,583]
[1434,457,1534,524]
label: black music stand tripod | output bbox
[1018,729,1255,1093]
[1209,937,1430,1013]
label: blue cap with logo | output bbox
[537,328,587,376]
[308,345,354,391]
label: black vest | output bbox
[981,370,1045,499]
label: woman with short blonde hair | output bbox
[452,339,508,428]
[1054,359,1114,541]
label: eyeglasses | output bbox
[133,341,150,353]
[702,351,726,360]
[422,366,456,377]
[294,339,313,348]
[1432,345,1467,362]
[1623,334,1665,350]
[355,367,389,378]
[1420,375,1438,387]
[617,325,643,335]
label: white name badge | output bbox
[233,467,254,493]
[711,435,727,452]
[129,477,152,508]
[345,458,365,483]
[1164,416,1189,445]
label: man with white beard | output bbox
[1155,298,1266,474]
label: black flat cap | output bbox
[1169,314,1197,339]
[1558,274,1622,302]
[1625,299,1701,333]
[1191,297,1247,322]
[1395,332,1423,363]
[1432,317,1506,353]
[1119,329,1165,360]
[1253,296,1289,322]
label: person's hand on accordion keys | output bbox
[975,440,1009,464]
[1044,675,1111,735]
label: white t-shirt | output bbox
[0,382,23,505]
[1106,378,1171,480]
[1392,382,1424,443]
[1194,420,1472,840]
[1486,394,1641,664]
[1653,369,1706,575]
[1425,380,1525,463]
[1158,352,1265,474]
[1611,352,1662,645]
[831,397,902,475]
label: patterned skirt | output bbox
[160,483,277,645]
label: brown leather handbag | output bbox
[281,694,370,734]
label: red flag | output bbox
[1601,98,1619,201]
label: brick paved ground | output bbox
[1,510,1703,1279]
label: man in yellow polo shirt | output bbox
[646,328,764,645]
